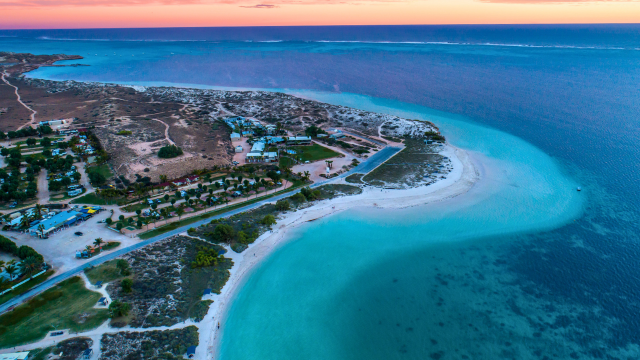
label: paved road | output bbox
[340,129,387,147]
[0,146,400,314]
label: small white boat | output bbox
[577,187,582,191]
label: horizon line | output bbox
[2,22,640,31]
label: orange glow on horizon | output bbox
[1,1,640,29]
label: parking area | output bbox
[5,210,139,274]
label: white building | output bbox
[0,352,30,360]
[235,145,243,153]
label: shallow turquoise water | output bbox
[218,92,585,360]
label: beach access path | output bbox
[0,146,401,315]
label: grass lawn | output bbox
[0,270,55,306]
[101,241,120,251]
[295,143,341,162]
[279,156,296,168]
[70,192,120,205]
[0,276,109,348]
[28,347,54,360]
[49,188,86,202]
[121,201,151,213]
[85,260,125,284]
[86,164,113,179]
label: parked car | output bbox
[74,231,83,236]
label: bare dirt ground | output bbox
[6,77,234,182]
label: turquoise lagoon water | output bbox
[218,92,586,360]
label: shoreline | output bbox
[200,144,480,359]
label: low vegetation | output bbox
[363,137,451,189]
[29,337,93,360]
[100,326,199,360]
[191,184,362,253]
[96,236,232,328]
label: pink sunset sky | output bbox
[1,0,639,29]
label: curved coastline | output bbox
[3,73,584,358]
[202,144,480,358]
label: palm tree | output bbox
[5,264,17,281]
[176,207,185,222]
[0,277,10,292]
[21,256,40,278]
[0,260,5,274]
[18,215,30,230]
[37,224,45,238]
[303,171,311,181]
[159,174,168,183]
[160,208,168,224]
[93,238,104,249]
[34,203,45,220]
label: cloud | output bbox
[239,3,278,7]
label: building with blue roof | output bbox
[28,210,83,237]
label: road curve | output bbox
[0,146,401,314]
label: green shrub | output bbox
[275,200,290,211]
[157,145,183,159]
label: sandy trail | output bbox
[2,71,37,130]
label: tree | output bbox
[94,238,104,248]
[118,215,125,222]
[109,300,131,318]
[40,137,52,147]
[26,138,37,146]
[121,278,133,293]
[275,200,290,211]
[88,171,107,186]
[164,194,170,202]
[105,218,113,225]
[136,209,142,217]
[261,215,276,227]
[159,174,168,183]
[170,199,176,207]
[116,259,130,275]
[176,207,185,221]
[37,224,45,237]
[136,219,142,228]
[21,256,41,278]
[5,264,17,281]
[157,145,183,158]
[116,223,123,232]
[0,277,10,292]
[18,215,30,230]
[160,208,169,224]
[34,203,45,220]
[213,224,235,244]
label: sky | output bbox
[1,0,639,29]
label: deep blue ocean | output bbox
[1,25,639,359]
